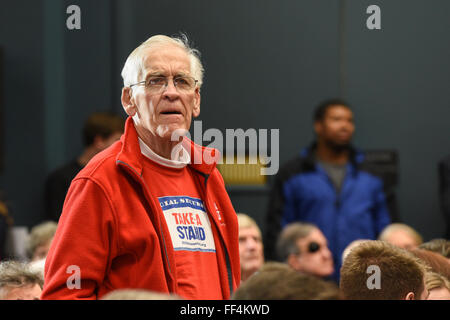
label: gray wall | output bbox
[343,0,450,239]
[0,0,448,241]
[0,0,46,227]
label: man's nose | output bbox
[322,247,332,259]
[162,79,179,100]
[343,120,355,131]
[245,239,257,250]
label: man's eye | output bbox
[148,77,166,86]
[175,77,189,86]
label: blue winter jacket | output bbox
[265,144,391,281]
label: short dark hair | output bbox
[82,112,125,147]
[231,262,341,300]
[340,241,427,300]
[313,98,351,122]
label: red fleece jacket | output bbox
[41,118,240,300]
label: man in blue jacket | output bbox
[265,99,391,282]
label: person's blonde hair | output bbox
[378,223,423,246]
[237,213,261,234]
[26,221,58,259]
[340,240,428,300]
[121,34,204,89]
[425,271,450,291]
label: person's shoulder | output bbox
[276,154,312,182]
[354,165,385,190]
[46,159,82,182]
[76,145,121,181]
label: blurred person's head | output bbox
[425,271,450,300]
[101,289,181,300]
[276,222,334,278]
[409,248,450,281]
[237,213,264,282]
[26,221,58,262]
[419,238,450,259]
[0,261,43,300]
[340,240,429,300]
[313,99,354,152]
[341,239,370,263]
[231,262,341,300]
[83,111,125,150]
[0,197,13,226]
[28,258,46,280]
[378,223,423,250]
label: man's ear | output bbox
[192,87,201,118]
[121,87,136,116]
[404,292,415,300]
[287,254,301,271]
[314,121,322,136]
[92,135,106,150]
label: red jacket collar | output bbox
[116,117,220,176]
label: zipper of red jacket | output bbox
[192,168,235,299]
[116,159,177,292]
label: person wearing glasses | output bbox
[265,99,391,282]
[276,222,334,280]
[41,34,240,300]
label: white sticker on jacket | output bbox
[158,196,216,253]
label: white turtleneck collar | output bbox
[138,138,190,169]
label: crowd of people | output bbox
[0,33,449,300]
[0,213,448,300]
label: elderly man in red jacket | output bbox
[41,34,240,300]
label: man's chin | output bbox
[317,269,334,278]
[156,124,189,141]
[328,141,351,153]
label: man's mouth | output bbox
[160,110,182,115]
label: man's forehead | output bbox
[6,285,41,299]
[326,105,353,117]
[141,45,191,74]
[298,230,326,245]
[239,226,262,237]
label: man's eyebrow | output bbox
[175,72,190,77]
[144,71,190,78]
[145,71,166,77]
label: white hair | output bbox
[121,34,204,90]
